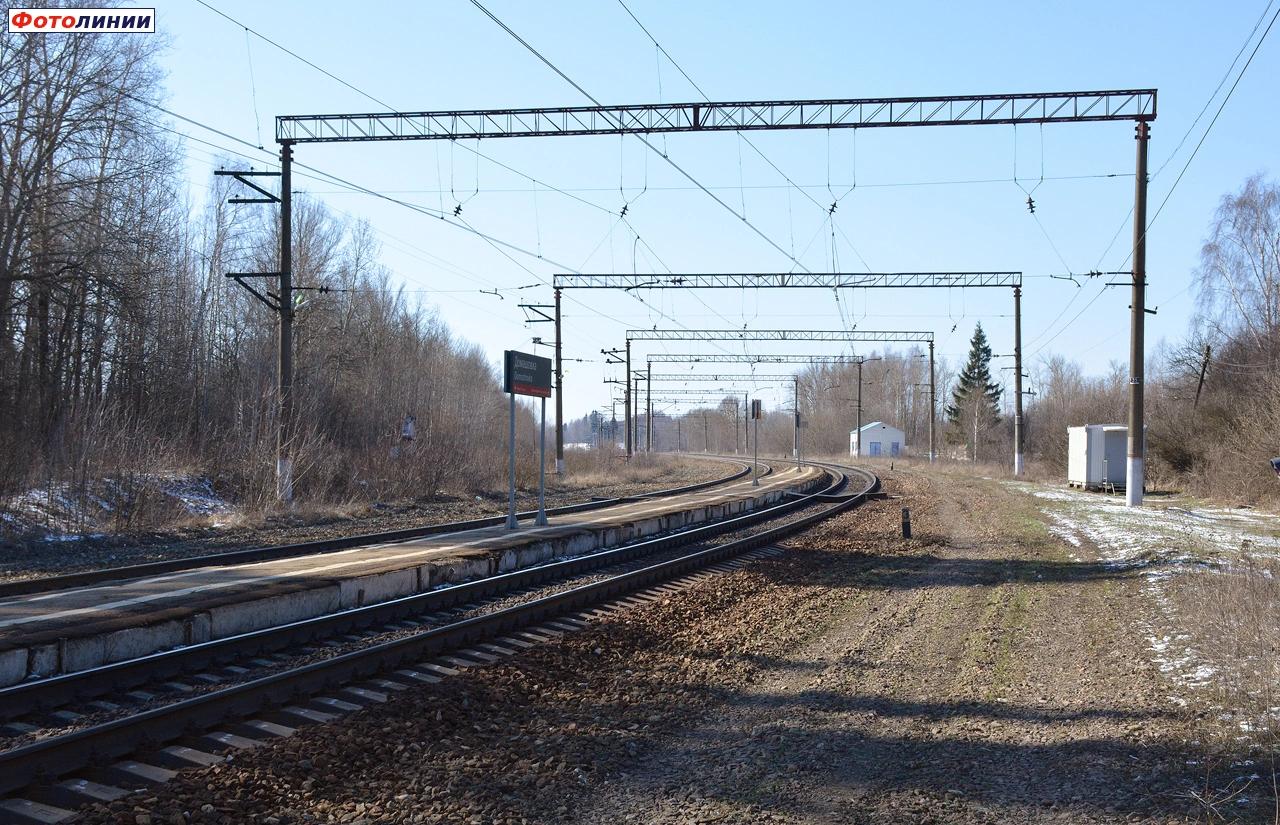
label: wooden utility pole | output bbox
[1127,122,1150,507]
[1193,344,1211,408]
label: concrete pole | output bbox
[856,359,863,458]
[1127,121,1150,507]
[553,288,564,475]
[1013,285,1025,476]
[633,374,641,453]
[792,376,799,462]
[928,340,936,462]
[277,143,294,504]
[624,341,632,457]
[645,362,652,452]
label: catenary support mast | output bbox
[1127,122,1150,506]
[1013,285,1025,476]
[278,144,294,503]
[554,288,564,474]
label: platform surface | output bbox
[0,465,819,649]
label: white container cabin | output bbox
[850,422,905,458]
[1067,424,1129,490]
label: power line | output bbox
[1124,2,1280,265]
[469,0,810,273]
[1033,4,1280,355]
[192,0,740,356]
[1151,0,1277,179]
[615,0,871,271]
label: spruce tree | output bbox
[946,324,1002,458]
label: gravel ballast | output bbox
[76,468,1264,824]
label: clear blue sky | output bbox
[152,0,1279,419]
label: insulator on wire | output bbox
[1026,196,1036,214]
[453,204,463,216]
[620,204,628,217]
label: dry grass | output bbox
[1173,549,1280,751]
[553,450,713,491]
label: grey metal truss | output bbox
[641,388,762,395]
[555,272,1021,290]
[627,329,933,343]
[646,354,870,364]
[278,91,1155,143]
[648,373,800,382]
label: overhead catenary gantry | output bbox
[648,373,805,382]
[271,88,1154,503]
[553,272,1021,290]
[277,91,1154,142]
[568,273,1023,471]
[646,355,883,363]
[620,330,935,460]
[635,352,894,461]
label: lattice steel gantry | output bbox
[272,89,1154,500]
[278,90,1154,142]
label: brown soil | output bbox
[77,468,1271,825]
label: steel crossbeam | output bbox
[646,354,868,364]
[627,329,933,344]
[554,272,1021,289]
[278,90,1155,143]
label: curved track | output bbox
[0,460,879,821]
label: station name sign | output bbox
[503,350,552,398]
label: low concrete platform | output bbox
[0,466,823,686]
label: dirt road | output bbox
[82,468,1262,825]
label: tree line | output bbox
[4,29,1276,532]
[1,29,529,530]
[608,175,1279,503]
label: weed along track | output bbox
[0,462,879,823]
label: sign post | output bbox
[503,350,554,530]
[537,396,548,526]
[750,399,762,486]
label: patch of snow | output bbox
[2,474,234,541]
[1006,480,1280,726]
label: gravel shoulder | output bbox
[78,467,1269,825]
[0,455,732,582]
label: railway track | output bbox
[0,456,753,598]
[0,460,879,824]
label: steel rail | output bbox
[0,464,878,797]
[0,458,751,598]
[0,462,789,721]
